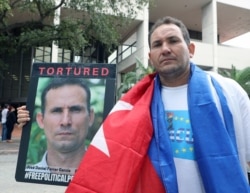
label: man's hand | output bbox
[17,105,30,128]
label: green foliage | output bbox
[27,121,47,164]
[219,65,250,97]
[235,67,250,97]
[117,57,154,99]
[0,0,149,55]
[0,0,11,13]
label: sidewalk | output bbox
[0,125,66,193]
[0,124,22,154]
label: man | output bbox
[66,16,250,193]
[18,78,95,175]
[1,104,9,142]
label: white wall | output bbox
[217,45,250,70]
[192,40,250,70]
[191,41,214,68]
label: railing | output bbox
[109,41,137,64]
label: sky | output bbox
[222,32,250,49]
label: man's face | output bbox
[149,24,195,85]
[36,85,94,153]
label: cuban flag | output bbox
[66,73,166,193]
[65,64,250,193]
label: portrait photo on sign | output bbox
[15,63,116,186]
[26,77,104,171]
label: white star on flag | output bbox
[91,100,133,157]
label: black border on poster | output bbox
[15,63,116,186]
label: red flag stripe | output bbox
[66,74,165,193]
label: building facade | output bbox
[0,0,249,104]
[115,0,250,81]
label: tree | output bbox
[219,65,250,97]
[117,57,154,99]
[235,67,250,97]
[0,0,149,55]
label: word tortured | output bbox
[38,66,110,77]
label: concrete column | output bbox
[202,0,218,72]
[117,45,123,64]
[51,1,61,63]
[136,6,149,68]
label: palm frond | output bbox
[117,57,155,99]
[235,67,250,96]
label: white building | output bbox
[112,0,250,85]
[1,0,249,104]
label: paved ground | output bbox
[0,125,67,193]
[2,125,250,192]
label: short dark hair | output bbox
[148,16,190,48]
[41,78,91,115]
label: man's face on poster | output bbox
[36,84,94,154]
